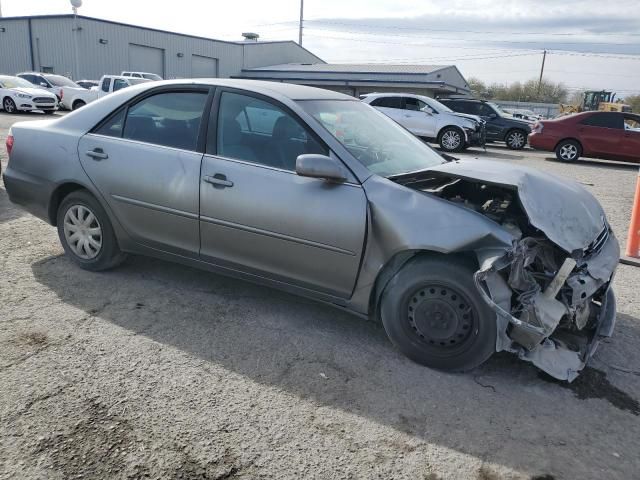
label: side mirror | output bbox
[296,154,347,182]
[40,82,48,87]
[489,113,497,119]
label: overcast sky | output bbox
[3,0,640,96]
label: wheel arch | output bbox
[554,137,583,152]
[437,124,464,142]
[367,249,478,321]
[48,182,90,225]
[504,127,527,141]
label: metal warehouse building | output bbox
[0,15,471,98]
[0,15,322,80]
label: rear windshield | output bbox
[45,75,80,88]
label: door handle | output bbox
[204,174,234,188]
[86,148,108,160]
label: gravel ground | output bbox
[1,111,639,480]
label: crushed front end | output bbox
[475,229,618,381]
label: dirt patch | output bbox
[531,475,556,480]
[17,331,48,347]
[539,368,640,416]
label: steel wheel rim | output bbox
[442,130,461,150]
[560,144,577,160]
[407,284,477,353]
[63,204,103,260]
[509,132,525,148]
[4,99,15,113]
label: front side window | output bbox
[370,96,402,109]
[580,113,623,129]
[300,100,445,177]
[101,77,111,92]
[216,91,327,171]
[404,97,427,112]
[122,91,207,150]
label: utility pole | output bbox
[0,0,3,18]
[537,49,547,94]
[298,0,304,46]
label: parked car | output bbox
[529,111,640,163]
[121,71,163,81]
[76,80,100,90]
[61,75,150,110]
[512,109,543,122]
[16,72,81,101]
[439,98,531,149]
[0,75,58,114]
[361,93,485,152]
[3,79,619,381]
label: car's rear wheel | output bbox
[380,255,496,372]
[439,127,464,152]
[505,129,527,150]
[555,139,581,162]
[72,100,86,110]
[3,97,18,114]
[57,190,126,271]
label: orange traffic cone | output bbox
[622,169,640,267]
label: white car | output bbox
[62,75,150,110]
[361,93,485,152]
[16,72,82,102]
[0,75,58,114]
[121,71,163,81]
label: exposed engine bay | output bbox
[392,171,619,381]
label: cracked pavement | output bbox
[1,112,640,479]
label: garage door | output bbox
[191,55,218,78]
[128,44,165,77]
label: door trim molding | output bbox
[200,214,356,256]
[111,194,198,219]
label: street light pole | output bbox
[70,0,83,80]
[298,0,304,46]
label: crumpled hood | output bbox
[450,112,483,125]
[427,159,606,252]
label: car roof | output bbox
[362,92,425,99]
[138,79,355,101]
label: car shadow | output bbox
[31,254,640,477]
[0,185,25,223]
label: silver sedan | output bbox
[3,79,619,381]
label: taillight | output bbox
[532,122,544,134]
[6,129,14,156]
[60,89,64,100]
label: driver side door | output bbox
[402,97,436,137]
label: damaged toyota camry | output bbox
[3,80,618,381]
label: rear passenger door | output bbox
[78,87,210,256]
[199,89,367,297]
[578,113,625,158]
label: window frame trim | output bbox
[579,112,624,130]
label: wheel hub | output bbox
[408,286,473,347]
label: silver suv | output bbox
[362,93,485,152]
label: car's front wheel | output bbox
[555,139,581,162]
[380,255,496,372]
[57,190,126,271]
[3,97,18,114]
[439,127,464,152]
[505,129,527,150]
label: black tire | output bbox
[72,100,86,110]
[3,97,18,114]
[555,139,581,162]
[380,255,496,372]
[438,127,464,153]
[56,190,126,271]
[505,129,527,150]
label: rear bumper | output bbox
[2,167,54,224]
[528,132,558,151]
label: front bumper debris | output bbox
[475,231,619,382]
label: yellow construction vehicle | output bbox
[559,90,632,115]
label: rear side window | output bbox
[121,91,207,150]
[215,91,327,171]
[580,113,624,129]
[101,77,111,92]
[94,109,126,137]
[370,97,402,109]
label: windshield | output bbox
[423,96,453,113]
[0,76,36,89]
[300,100,445,177]
[488,102,509,117]
[142,73,162,81]
[45,75,80,88]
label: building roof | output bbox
[246,63,450,75]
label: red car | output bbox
[529,111,640,163]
